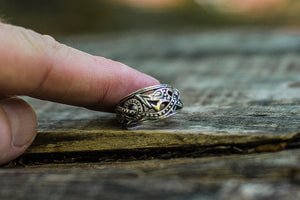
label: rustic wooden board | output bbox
[17,29,300,154]
[1,29,300,200]
[1,149,299,200]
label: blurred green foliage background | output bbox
[0,0,299,36]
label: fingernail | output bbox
[0,98,37,147]
[142,73,160,85]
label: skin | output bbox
[0,22,159,164]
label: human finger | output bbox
[0,22,159,112]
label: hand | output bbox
[0,22,159,164]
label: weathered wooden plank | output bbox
[63,30,300,59]
[16,30,300,155]
[1,149,299,200]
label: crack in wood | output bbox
[3,135,300,167]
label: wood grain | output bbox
[1,149,299,200]
[17,30,300,155]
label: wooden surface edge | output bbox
[25,130,300,154]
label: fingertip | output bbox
[88,58,160,111]
[140,72,161,87]
[0,97,37,164]
[3,98,37,148]
[0,21,160,113]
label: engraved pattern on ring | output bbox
[115,84,183,125]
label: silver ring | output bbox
[116,84,183,125]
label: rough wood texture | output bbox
[22,29,300,153]
[1,29,300,199]
[1,149,300,199]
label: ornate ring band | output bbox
[116,84,183,125]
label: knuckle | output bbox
[41,34,61,51]
[41,34,71,59]
[16,27,63,55]
[14,27,54,54]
